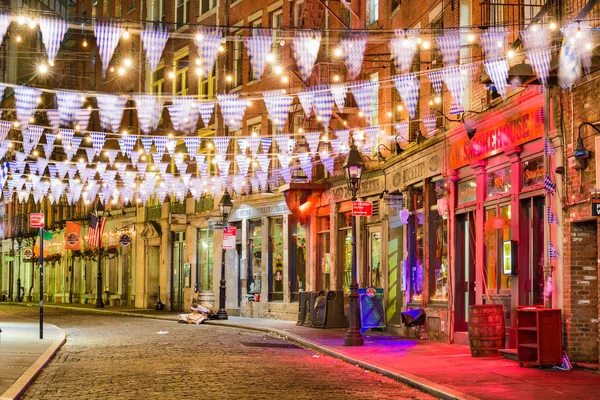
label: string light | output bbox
[82,37,88,47]
[397,104,403,111]
[266,53,275,63]
[28,18,37,29]
[281,76,289,84]
[124,58,133,67]
[225,75,233,82]
[122,26,130,40]
[576,24,583,39]
[195,58,202,66]
[110,66,115,73]
[422,40,431,50]
[118,67,126,76]
[274,65,283,75]
[168,71,175,79]
[333,47,342,57]
[37,63,48,74]
[549,21,557,31]
[218,45,225,52]
[333,74,340,82]
[507,49,515,58]
[358,111,364,117]
[15,35,22,43]
[468,33,476,43]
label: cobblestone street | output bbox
[0,306,434,400]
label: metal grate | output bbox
[372,200,379,217]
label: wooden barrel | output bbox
[468,304,505,357]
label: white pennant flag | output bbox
[293,30,321,81]
[56,91,84,126]
[297,90,314,118]
[340,33,368,80]
[198,101,215,127]
[217,94,247,130]
[141,24,170,72]
[38,16,69,64]
[134,95,162,134]
[15,86,41,131]
[330,85,347,113]
[194,27,223,78]
[93,21,124,78]
[245,28,273,81]
[263,90,293,132]
[96,94,127,132]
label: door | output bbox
[455,211,476,331]
[171,232,186,312]
[521,196,544,306]
[367,226,382,288]
[236,243,243,307]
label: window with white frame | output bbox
[271,9,283,65]
[148,0,165,22]
[370,72,379,126]
[233,30,244,88]
[151,65,164,95]
[293,0,304,28]
[174,52,189,96]
[175,0,190,28]
[367,0,379,25]
[200,0,217,14]
[200,66,216,101]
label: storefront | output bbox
[447,89,548,346]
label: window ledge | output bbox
[174,24,190,34]
[246,79,260,87]
[229,85,242,93]
[391,6,401,19]
[230,0,243,8]
[197,8,217,23]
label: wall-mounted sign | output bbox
[352,201,373,217]
[208,220,224,230]
[223,226,237,250]
[592,199,600,217]
[487,167,511,197]
[523,157,544,187]
[23,248,33,260]
[170,213,186,225]
[231,202,290,221]
[119,233,132,246]
[457,179,477,205]
[29,213,44,228]
[384,194,404,209]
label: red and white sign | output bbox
[223,226,237,250]
[29,213,45,228]
[352,201,373,217]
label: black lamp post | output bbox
[15,235,23,302]
[95,201,105,308]
[344,144,365,346]
[216,190,233,320]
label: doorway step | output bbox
[453,331,470,346]
[499,348,518,361]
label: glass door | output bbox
[367,226,382,288]
[171,231,186,312]
[521,196,544,306]
[455,211,476,331]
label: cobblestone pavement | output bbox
[0,306,435,400]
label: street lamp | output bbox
[95,201,105,308]
[343,144,365,347]
[15,235,23,302]
[216,190,233,320]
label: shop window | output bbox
[290,220,306,301]
[248,220,262,294]
[269,217,284,301]
[485,205,512,292]
[487,166,511,197]
[197,229,213,291]
[523,157,544,187]
[369,230,382,287]
[457,179,476,205]
[429,200,448,301]
[317,216,331,291]
[339,211,352,292]
[407,187,424,303]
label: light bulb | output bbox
[83,37,88,47]
[281,76,289,84]
[168,71,175,79]
[334,47,343,57]
[274,65,283,75]
[358,111,364,117]
[28,19,37,29]
[246,100,253,106]
[507,49,515,58]
[422,40,431,50]
[195,58,202,66]
[218,45,225,52]
[110,66,115,73]
[434,96,441,104]
[122,27,130,39]
[468,34,476,43]
[15,35,22,43]
[37,64,48,74]
[118,67,126,76]
[280,39,285,47]
[124,58,132,67]
[226,75,233,82]
[196,33,203,41]
[333,75,340,82]
[387,111,392,118]
[266,53,275,63]
[549,22,557,31]
[29,117,35,123]
[397,104,403,111]
[195,67,203,76]
[36,97,42,104]
[576,26,583,39]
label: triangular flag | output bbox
[351,81,379,124]
[330,84,347,112]
[256,154,270,172]
[392,74,420,120]
[245,28,273,81]
[134,95,162,134]
[38,16,69,64]
[56,91,83,126]
[297,90,314,119]
[93,21,124,77]
[75,108,92,132]
[263,90,293,132]
[436,29,461,66]
[184,137,201,156]
[217,94,247,130]
[313,87,334,128]
[0,12,10,49]
[194,27,223,77]
[340,33,368,80]
[214,137,231,155]
[235,154,250,176]
[304,132,321,153]
[261,137,272,154]
[484,59,509,100]
[298,152,313,181]
[198,101,215,127]
[96,94,127,132]
[141,24,170,72]
[390,29,419,74]
[292,30,321,81]
[45,109,61,132]
[15,86,41,131]
[90,132,106,156]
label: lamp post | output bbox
[343,144,365,346]
[216,190,233,320]
[95,201,105,308]
[15,235,23,302]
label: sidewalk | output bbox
[2,302,600,400]
[0,316,65,400]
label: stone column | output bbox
[471,160,487,305]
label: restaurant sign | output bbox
[449,105,544,169]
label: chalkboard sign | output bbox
[592,199,600,217]
[358,287,386,330]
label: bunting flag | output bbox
[0,12,10,48]
[436,30,461,67]
[521,25,552,86]
[166,139,177,157]
[214,137,231,155]
[394,122,409,141]
[442,66,467,112]
[153,136,168,160]
[130,150,140,167]
[562,22,592,75]
[544,139,555,155]
[256,154,270,172]
[217,93,247,130]
[480,27,507,60]
[277,153,291,170]
[261,137,272,154]
[330,84,347,112]
[304,132,321,153]
[38,16,69,64]
[23,125,45,153]
[134,95,162,134]
[85,148,96,163]
[75,108,92,132]
[59,128,74,148]
[280,166,291,184]
[168,97,200,134]
[183,137,201,156]
[140,137,153,154]
[45,109,61,132]
[297,90,315,118]
[247,136,261,156]
[547,206,557,224]
[256,170,268,191]
[292,30,321,81]
[323,157,334,175]
[119,135,138,157]
[427,70,444,96]
[194,27,223,77]
[198,101,215,127]
[392,74,420,120]
[558,35,581,90]
[263,90,293,132]
[43,134,55,157]
[351,81,379,124]
[218,160,231,177]
[544,174,556,193]
[274,135,290,155]
[15,86,41,131]
[96,94,127,132]
[549,242,559,259]
[340,33,368,80]
[245,28,273,81]
[56,91,83,126]
[93,21,123,77]
[390,29,419,74]
[329,139,341,155]
[422,116,438,138]
[237,138,248,155]
[0,120,10,142]
[364,126,380,151]
[298,153,313,181]
[141,24,170,72]
[235,154,250,176]
[335,129,350,151]
[484,59,509,100]
[37,158,49,176]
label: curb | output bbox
[204,320,477,400]
[0,325,66,400]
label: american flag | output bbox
[88,213,106,248]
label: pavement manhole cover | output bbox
[240,341,302,349]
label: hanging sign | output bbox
[223,226,237,250]
[352,201,373,217]
[30,213,45,228]
[592,199,600,217]
[23,248,33,260]
[208,220,224,230]
[119,233,132,246]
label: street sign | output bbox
[119,233,132,246]
[29,213,45,228]
[593,199,600,217]
[223,226,237,250]
[23,248,33,260]
[352,201,373,217]
[208,220,224,230]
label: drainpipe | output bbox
[543,87,551,309]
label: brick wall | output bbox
[564,221,599,362]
